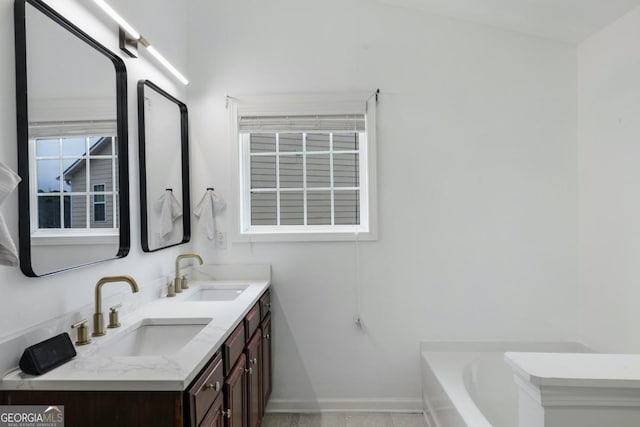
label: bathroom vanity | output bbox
[9,0,269,424]
[0,277,272,427]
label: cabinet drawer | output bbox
[244,303,260,342]
[259,290,271,320]
[223,322,245,375]
[188,352,223,427]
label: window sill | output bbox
[31,231,119,246]
[234,230,377,243]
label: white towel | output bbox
[0,161,21,267]
[0,162,20,205]
[154,190,182,239]
[194,190,226,240]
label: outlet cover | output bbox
[215,231,227,249]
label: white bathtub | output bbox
[421,342,590,427]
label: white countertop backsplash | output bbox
[0,264,271,391]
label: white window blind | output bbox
[239,114,365,133]
[28,120,117,139]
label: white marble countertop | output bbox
[505,352,640,388]
[1,278,270,391]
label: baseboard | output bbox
[265,398,424,413]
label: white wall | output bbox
[25,2,113,103]
[187,0,579,409]
[578,6,640,353]
[0,0,191,339]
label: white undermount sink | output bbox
[187,284,249,301]
[98,318,211,357]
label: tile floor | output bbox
[262,413,427,427]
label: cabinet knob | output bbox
[206,381,221,392]
[264,333,270,340]
[222,409,231,419]
[251,357,257,365]
[266,303,272,308]
[245,367,253,375]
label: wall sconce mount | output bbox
[94,0,189,85]
[119,27,139,58]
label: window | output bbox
[30,132,119,237]
[231,95,377,241]
[93,184,106,222]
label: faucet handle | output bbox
[107,304,122,329]
[71,319,91,346]
[167,280,176,298]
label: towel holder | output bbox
[206,187,214,191]
[165,188,173,192]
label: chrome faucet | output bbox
[175,253,204,293]
[92,275,139,337]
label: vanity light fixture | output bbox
[92,0,189,85]
[143,44,189,86]
[93,0,139,39]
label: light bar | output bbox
[146,46,189,86]
[93,0,140,40]
[93,0,189,85]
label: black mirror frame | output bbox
[137,80,190,252]
[14,0,130,277]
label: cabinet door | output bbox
[201,394,224,427]
[262,314,272,412]
[245,328,262,427]
[224,354,246,427]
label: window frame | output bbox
[230,94,378,242]
[93,183,107,222]
[29,133,119,245]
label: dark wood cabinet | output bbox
[259,291,271,320]
[261,314,272,414]
[244,303,260,342]
[0,390,182,427]
[187,352,224,427]
[245,328,262,427]
[223,322,246,376]
[0,287,273,427]
[200,394,224,427]
[224,354,247,427]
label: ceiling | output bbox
[377,0,640,43]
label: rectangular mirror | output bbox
[15,0,130,276]
[138,80,190,252]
